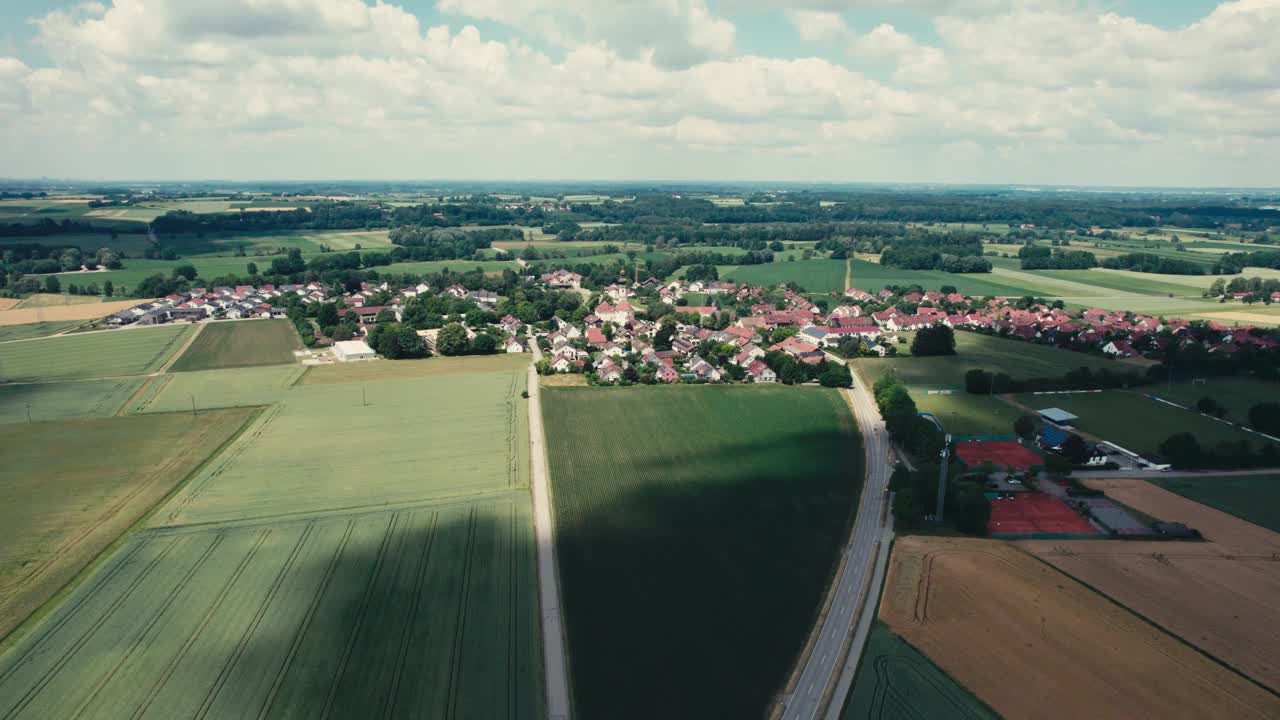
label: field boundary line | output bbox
[1016,545,1280,700]
[0,537,182,720]
[385,511,439,719]
[161,404,278,525]
[151,324,200,374]
[256,518,357,720]
[193,522,315,720]
[320,513,400,720]
[65,534,226,720]
[121,374,169,415]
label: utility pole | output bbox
[935,437,951,524]
[362,385,367,408]
[26,403,32,425]
[191,395,197,416]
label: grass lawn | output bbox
[1010,391,1275,456]
[542,385,863,719]
[0,325,193,382]
[1151,474,1280,533]
[155,369,529,526]
[0,320,84,343]
[1147,377,1279,425]
[853,331,1131,390]
[913,391,1018,437]
[0,408,255,641]
[169,320,300,372]
[721,259,848,292]
[0,377,146,424]
[842,623,995,720]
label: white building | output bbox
[334,339,377,362]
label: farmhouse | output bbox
[333,339,377,362]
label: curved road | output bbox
[781,369,894,720]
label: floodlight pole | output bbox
[935,437,951,524]
[26,403,32,424]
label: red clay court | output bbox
[988,493,1099,537]
[955,440,1043,472]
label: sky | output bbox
[0,0,1276,186]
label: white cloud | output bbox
[0,0,1276,186]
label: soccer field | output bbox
[169,320,301,372]
[542,385,863,719]
[0,325,192,382]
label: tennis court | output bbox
[955,440,1043,472]
[988,493,1100,537]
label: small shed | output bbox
[1037,407,1079,427]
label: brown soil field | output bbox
[0,299,143,326]
[880,536,1280,720]
[0,299,19,311]
[1021,480,1280,689]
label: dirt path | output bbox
[843,258,852,292]
[526,347,571,719]
[155,322,204,374]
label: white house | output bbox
[504,338,525,353]
[334,340,377,362]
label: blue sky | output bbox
[0,0,1274,185]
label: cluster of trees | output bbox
[964,365,1147,395]
[0,218,129,238]
[910,325,956,356]
[879,234,991,273]
[1158,432,1280,469]
[1101,253,1207,275]
[431,323,503,356]
[889,462,991,535]
[1206,275,1280,300]
[873,374,945,456]
[1,244,123,275]
[1018,245,1098,270]
[1213,250,1280,275]
[758,351,852,387]
[388,225,519,260]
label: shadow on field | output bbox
[552,429,863,720]
[176,429,858,720]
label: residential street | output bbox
[526,332,572,719]
[781,370,893,720]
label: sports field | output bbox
[1023,479,1280,690]
[721,259,848,293]
[853,331,1130,389]
[0,498,543,719]
[0,409,254,640]
[169,320,300,372]
[1148,377,1279,425]
[841,623,994,720]
[156,370,529,527]
[1010,390,1274,454]
[912,392,1014,437]
[0,320,83,343]
[1151,473,1280,532]
[0,325,193,382]
[131,365,306,414]
[542,385,863,719]
[880,536,1280,719]
[0,377,146,424]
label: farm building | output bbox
[1037,407,1079,427]
[333,339,377,362]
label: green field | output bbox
[721,259,848,292]
[846,260,1036,297]
[1010,391,1275,455]
[0,377,146,424]
[1148,377,1280,424]
[0,409,255,641]
[378,259,522,276]
[1151,474,1280,533]
[913,391,1017,437]
[0,325,192,382]
[0,321,84,343]
[52,256,321,290]
[131,365,305,413]
[842,623,995,720]
[156,370,528,527]
[853,331,1131,390]
[542,385,863,718]
[301,353,529,385]
[0,498,542,719]
[169,320,300,373]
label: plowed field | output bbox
[1022,479,1280,690]
[880,537,1280,720]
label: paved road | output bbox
[781,371,893,720]
[525,333,572,719]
